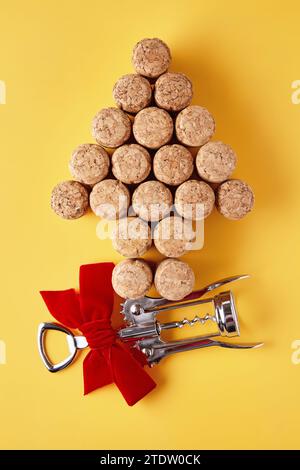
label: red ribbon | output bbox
[40,262,156,406]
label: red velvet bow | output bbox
[40,262,156,406]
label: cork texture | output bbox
[112,144,151,184]
[154,258,195,301]
[216,179,254,220]
[175,179,215,220]
[196,141,237,183]
[69,143,110,186]
[112,216,152,257]
[154,216,196,258]
[132,180,173,221]
[154,72,193,111]
[113,74,152,114]
[112,259,153,299]
[175,105,215,147]
[153,144,194,185]
[133,107,173,149]
[92,107,131,148]
[90,179,130,220]
[51,180,89,220]
[132,38,171,78]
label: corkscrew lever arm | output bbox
[121,274,249,322]
[138,337,264,365]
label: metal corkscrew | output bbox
[38,274,263,372]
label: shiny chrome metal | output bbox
[118,323,159,340]
[159,313,217,331]
[38,322,87,372]
[214,291,240,337]
[120,290,240,340]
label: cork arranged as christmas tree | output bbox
[50,38,254,300]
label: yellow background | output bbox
[0,0,300,450]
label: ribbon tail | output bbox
[83,351,113,395]
[110,345,156,406]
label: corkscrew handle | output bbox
[140,337,263,365]
[150,337,218,364]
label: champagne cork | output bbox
[112,217,152,257]
[154,216,195,258]
[216,179,254,220]
[133,107,173,149]
[90,179,130,220]
[132,180,173,222]
[154,258,195,301]
[175,179,215,220]
[196,141,237,183]
[51,180,89,220]
[175,105,215,147]
[69,144,110,186]
[112,144,151,184]
[113,74,152,114]
[153,144,194,186]
[92,107,131,148]
[154,72,193,111]
[112,259,153,299]
[132,38,171,78]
